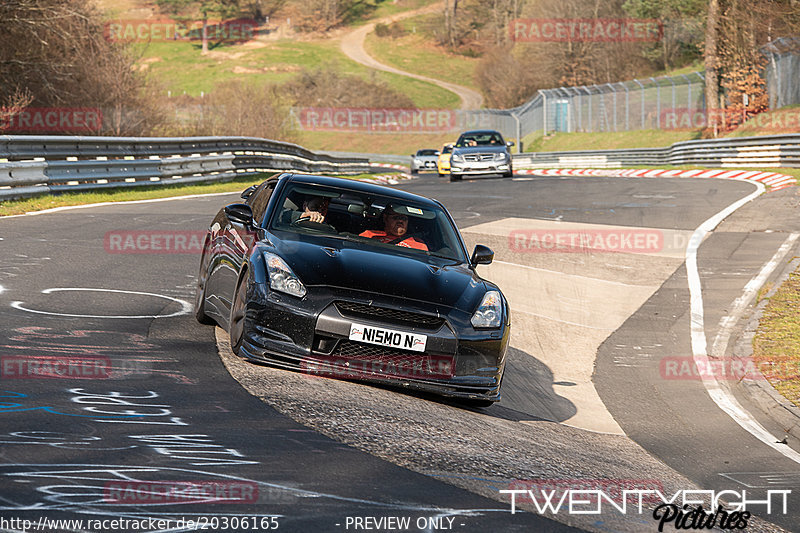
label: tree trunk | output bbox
[202,15,209,55]
[704,0,720,136]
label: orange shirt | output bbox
[359,230,428,251]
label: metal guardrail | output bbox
[514,133,800,169]
[0,135,372,201]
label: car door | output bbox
[215,181,275,317]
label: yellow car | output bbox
[437,143,454,177]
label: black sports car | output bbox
[195,173,510,406]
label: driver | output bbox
[297,195,329,223]
[360,205,428,251]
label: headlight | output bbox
[471,290,502,328]
[264,252,306,298]
[493,152,509,161]
[414,158,422,165]
[451,153,464,162]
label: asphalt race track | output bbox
[1,171,799,533]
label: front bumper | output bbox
[236,283,508,401]
[450,161,511,175]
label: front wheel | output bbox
[229,275,249,356]
[449,173,462,182]
[194,242,215,325]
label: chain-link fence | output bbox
[764,36,800,110]
[291,37,799,149]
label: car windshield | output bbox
[269,183,467,262]
[441,145,453,154]
[455,132,505,148]
[416,149,437,156]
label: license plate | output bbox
[349,323,427,352]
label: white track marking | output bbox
[10,288,192,319]
[687,178,800,464]
[0,284,5,294]
[0,191,241,219]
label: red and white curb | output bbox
[362,163,413,185]
[515,168,797,192]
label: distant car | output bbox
[437,143,454,177]
[410,149,440,174]
[195,173,510,406]
[449,130,514,182]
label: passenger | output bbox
[360,205,428,251]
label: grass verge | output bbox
[752,266,800,407]
[137,39,458,108]
[364,13,479,92]
[0,173,404,217]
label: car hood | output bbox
[415,155,439,161]
[267,232,485,311]
[453,146,508,155]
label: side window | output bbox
[249,181,276,225]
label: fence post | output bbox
[633,79,645,129]
[651,77,660,129]
[623,82,630,131]
[585,86,593,132]
[607,83,618,132]
[542,91,548,137]
[681,74,692,113]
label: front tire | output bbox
[229,274,248,356]
[194,242,215,325]
[449,173,462,182]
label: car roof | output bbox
[458,130,503,136]
[284,173,442,208]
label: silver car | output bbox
[449,130,514,182]
[410,149,440,174]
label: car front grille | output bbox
[464,153,495,162]
[334,301,445,330]
[333,340,454,379]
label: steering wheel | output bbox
[291,217,337,233]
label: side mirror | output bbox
[506,141,515,147]
[470,244,494,266]
[225,203,254,226]
[435,151,441,156]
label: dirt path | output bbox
[339,3,484,110]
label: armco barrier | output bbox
[0,135,373,200]
[513,133,800,169]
